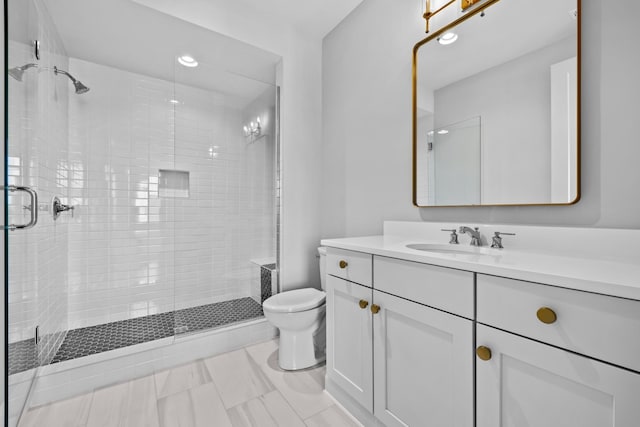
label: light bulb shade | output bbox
[438,32,458,45]
[178,55,198,67]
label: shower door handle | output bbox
[4,185,38,230]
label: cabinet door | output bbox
[373,290,474,427]
[326,275,373,411]
[476,324,640,427]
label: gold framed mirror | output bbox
[413,0,581,207]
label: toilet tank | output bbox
[318,246,327,290]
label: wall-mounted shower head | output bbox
[8,63,38,81]
[54,66,90,94]
[73,80,90,95]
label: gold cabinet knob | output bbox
[339,260,348,269]
[536,307,557,324]
[476,346,492,361]
[359,299,369,309]
[371,304,381,314]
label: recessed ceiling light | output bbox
[437,32,458,45]
[437,129,449,135]
[178,55,198,67]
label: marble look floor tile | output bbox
[245,340,334,419]
[154,359,212,399]
[157,382,232,427]
[86,381,130,427]
[120,376,160,427]
[227,390,305,427]
[203,348,274,409]
[19,393,93,427]
[304,405,362,427]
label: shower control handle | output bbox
[4,186,38,230]
[53,196,74,220]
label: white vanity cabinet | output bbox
[476,324,640,427]
[372,289,473,427]
[325,248,474,427]
[476,275,640,427]
[323,223,640,427]
[326,274,374,411]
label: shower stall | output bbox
[4,0,281,424]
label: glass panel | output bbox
[7,0,51,424]
[5,1,280,424]
[432,117,481,206]
[173,60,278,336]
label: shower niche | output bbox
[158,169,190,198]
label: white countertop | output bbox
[321,235,640,301]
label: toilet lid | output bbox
[263,288,326,313]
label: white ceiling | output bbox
[42,0,284,105]
[135,0,364,40]
[232,0,363,38]
[39,0,363,106]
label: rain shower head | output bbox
[8,63,38,81]
[54,66,90,94]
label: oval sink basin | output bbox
[406,243,497,256]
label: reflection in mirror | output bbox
[414,0,579,207]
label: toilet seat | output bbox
[263,288,326,313]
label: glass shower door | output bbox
[6,0,57,424]
[172,59,278,337]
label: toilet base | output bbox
[278,318,326,370]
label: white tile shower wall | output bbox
[7,0,70,366]
[67,58,176,330]
[67,58,276,329]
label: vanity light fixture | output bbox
[243,117,262,141]
[423,0,489,33]
[437,129,449,135]
[177,55,198,68]
[437,32,458,45]
[422,0,456,33]
[169,99,180,104]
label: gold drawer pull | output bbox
[339,260,348,269]
[371,304,381,314]
[536,307,557,324]
[359,300,369,309]
[476,346,492,361]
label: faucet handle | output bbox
[441,229,459,244]
[491,231,516,249]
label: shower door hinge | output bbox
[35,325,40,344]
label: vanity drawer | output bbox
[477,274,640,372]
[326,248,372,287]
[374,256,474,319]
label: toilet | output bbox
[263,247,327,370]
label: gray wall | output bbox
[322,0,640,236]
